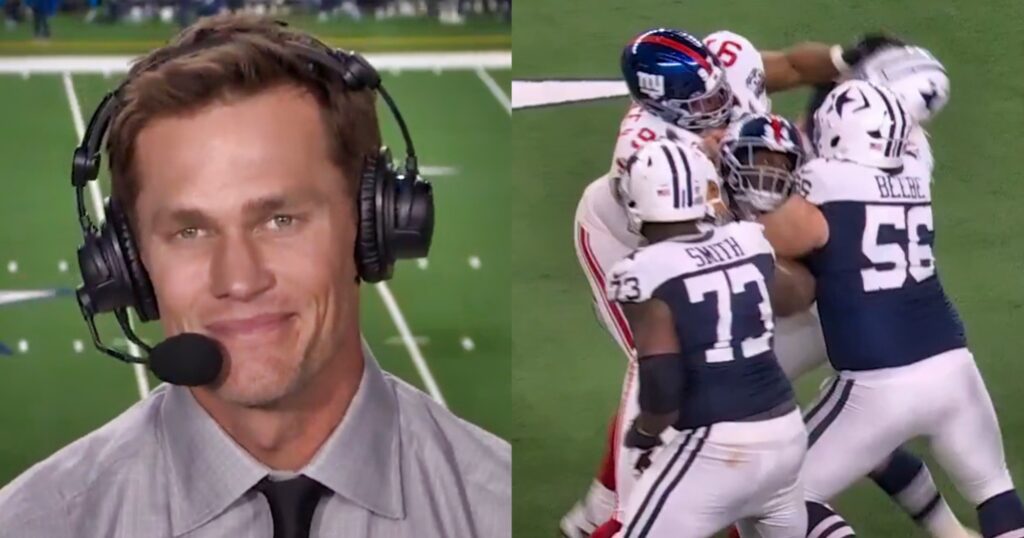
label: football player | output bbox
[727,112,975,537]
[760,79,1024,538]
[571,36,843,535]
[608,138,807,538]
[565,29,973,538]
[719,114,819,322]
[772,43,968,537]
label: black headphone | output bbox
[71,34,434,362]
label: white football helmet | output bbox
[853,45,949,124]
[621,138,719,233]
[813,79,913,169]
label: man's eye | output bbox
[176,227,202,240]
[266,215,296,230]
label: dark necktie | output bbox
[254,475,328,538]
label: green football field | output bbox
[0,46,510,485]
[513,0,1024,536]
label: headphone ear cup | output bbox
[356,150,395,282]
[76,227,122,317]
[75,202,142,318]
[390,173,433,260]
[106,199,160,322]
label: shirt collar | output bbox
[161,383,267,537]
[668,221,716,243]
[302,349,403,519]
[161,343,403,536]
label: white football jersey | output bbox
[799,158,932,207]
[576,173,642,253]
[606,221,775,304]
[704,30,771,116]
[798,144,934,203]
[608,105,707,177]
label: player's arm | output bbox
[619,299,683,448]
[758,195,829,259]
[762,33,907,93]
[771,258,817,317]
[762,42,840,93]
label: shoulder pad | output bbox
[795,158,833,204]
[606,242,690,304]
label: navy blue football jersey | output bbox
[607,222,794,428]
[800,158,966,371]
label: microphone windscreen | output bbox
[148,333,223,386]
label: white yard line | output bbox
[62,72,151,400]
[511,79,628,109]
[474,67,511,115]
[385,335,430,346]
[374,282,447,407]
[419,165,459,177]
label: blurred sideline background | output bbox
[0,0,509,487]
[0,0,509,50]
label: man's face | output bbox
[752,148,794,172]
[747,148,796,193]
[132,84,359,407]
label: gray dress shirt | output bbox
[0,351,510,537]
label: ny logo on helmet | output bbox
[637,72,665,99]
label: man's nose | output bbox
[208,232,275,301]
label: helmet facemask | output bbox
[658,73,734,131]
[722,138,803,214]
[622,29,736,133]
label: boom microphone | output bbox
[148,333,224,387]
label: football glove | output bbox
[624,419,662,450]
[624,419,663,475]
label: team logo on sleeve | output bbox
[637,72,665,99]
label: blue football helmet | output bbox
[720,114,806,214]
[621,29,733,131]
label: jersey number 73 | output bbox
[686,262,774,363]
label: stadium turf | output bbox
[0,54,510,485]
[512,0,1024,535]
